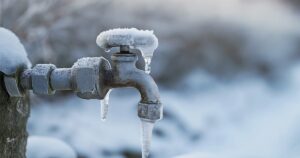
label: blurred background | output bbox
[2,0,300,157]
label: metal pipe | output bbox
[50,68,72,91]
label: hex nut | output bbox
[73,67,96,93]
[138,102,163,122]
[4,76,24,97]
[31,64,56,95]
[72,57,109,99]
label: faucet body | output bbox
[107,53,162,122]
[5,53,162,122]
[107,53,160,104]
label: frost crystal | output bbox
[0,27,31,75]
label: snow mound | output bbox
[96,28,158,57]
[26,136,76,158]
[0,27,31,75]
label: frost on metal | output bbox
[0,27,31,75]
[96,28,158,57]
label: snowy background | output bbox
[2,0,300,157]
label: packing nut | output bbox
[71,57,109,99]
[73,67,96,94]
[32,64,56,95]
[138,102,163,122]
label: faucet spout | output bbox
[107,53,162,121]
[109,54,160,103]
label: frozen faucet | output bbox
[96,28,162,123]
[4,28,162,158]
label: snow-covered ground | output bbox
[27,136,76,158]
[28,63,300,158]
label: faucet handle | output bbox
[96,28,159,73]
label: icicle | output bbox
[100,90,112,122]
[141,119,155,158]
[144,57,152,74]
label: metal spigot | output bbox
[96,28,162,122]
[4,28,163,123]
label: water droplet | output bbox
[100,90,112,121]
[141,119,155,158]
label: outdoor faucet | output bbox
[4,28,162,123]
[2,28,161,158]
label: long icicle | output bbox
[144,57,152,74]
[100,89,112,121]
[141,120,155,158]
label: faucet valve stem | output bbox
[120,45,130,53]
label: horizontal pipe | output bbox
[50,68,73,91]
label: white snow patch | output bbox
[174,152,218,158]
[0,27,31,75]
[96,28,158,57]
[26,136,76,158]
